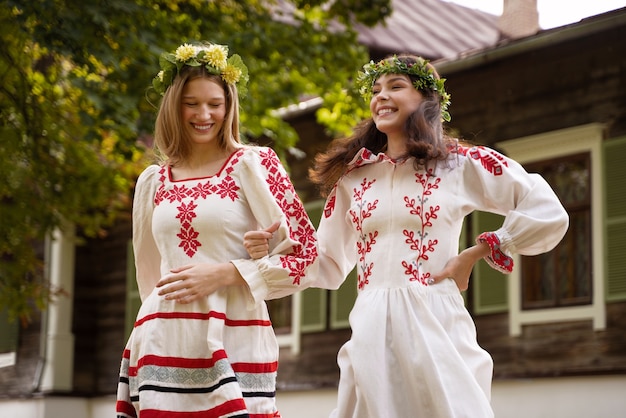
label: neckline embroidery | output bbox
[166,148,244,182]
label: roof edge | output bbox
[434,8,626,74]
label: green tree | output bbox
[0,0,390,321]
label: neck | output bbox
[384,134,408,159]
[184,143,233,168]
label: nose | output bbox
[375,90,389,102]
[197,104,212,120]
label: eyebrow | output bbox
[181,95,225,100]
[373,76,411,85]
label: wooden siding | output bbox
[72,216,132,395]
[0,243,47,398]
[0,315,43,398]
[476,303,626,379]
[442,22,626,146]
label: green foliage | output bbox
[317,82,372,138]
[0,0,388,321]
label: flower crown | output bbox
[152,42,249,99]
[356,56,451,122]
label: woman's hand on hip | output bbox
[429,241,491,291]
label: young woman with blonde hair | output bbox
[116,42,317,418]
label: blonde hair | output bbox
[153,66,241,165]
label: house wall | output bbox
[72,216,132,395]
[0,314,43,397]
[443,22,626,145]
[441,21,626,379]
[0,218,132,400]
[0,240,48,398]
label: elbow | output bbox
[557,207,570,242]
[543,207,570,254]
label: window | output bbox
[496,124,607,336]
[522,153,592,309]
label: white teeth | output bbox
[378,108,394,116]
[193,124,212,130]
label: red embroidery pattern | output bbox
[280,200,317,285]
[152,148,317,284]
[402,169,441,285]
[349,178,378,289]
[323,195,336,219]
[259,149,317,285]
[154,151,244,258]
[461,146,508,176]
[176,200,200,257]
[476,231,514,273]
[351,148,373,168]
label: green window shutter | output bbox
[604,137,626,301]
[125,240,142,340]
[459,216,469,304]
[472,211,508,314]
[301,200,327,332]
[0,308,18,353]
[300,287,327,332]
[329,267,357,329]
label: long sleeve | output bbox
[461,146,569,273]
[230,147,318,304]
[309,180,359,290]
[132,165,162,301]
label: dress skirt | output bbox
[116,286,281,418]
[330,279,494,418]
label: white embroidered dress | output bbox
[315,146,568,418]
[116,146,317,418]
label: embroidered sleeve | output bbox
[461,146,569,273]
[132,165,163,301]
[476,231,514,273]
[231,147,318,305]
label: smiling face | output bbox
[180,77,227,151]
[369,73,424,141]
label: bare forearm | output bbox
[458,241,491,265]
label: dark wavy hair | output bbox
[309,54,456,197]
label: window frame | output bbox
[497,123,606,336]
[521,152,593,309]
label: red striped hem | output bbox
[139,399,247,417]
[232,361,278,373]
[129,350,228,376]
[116,400,137,417]
[128,350,278,377]
[135,311,272,328]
